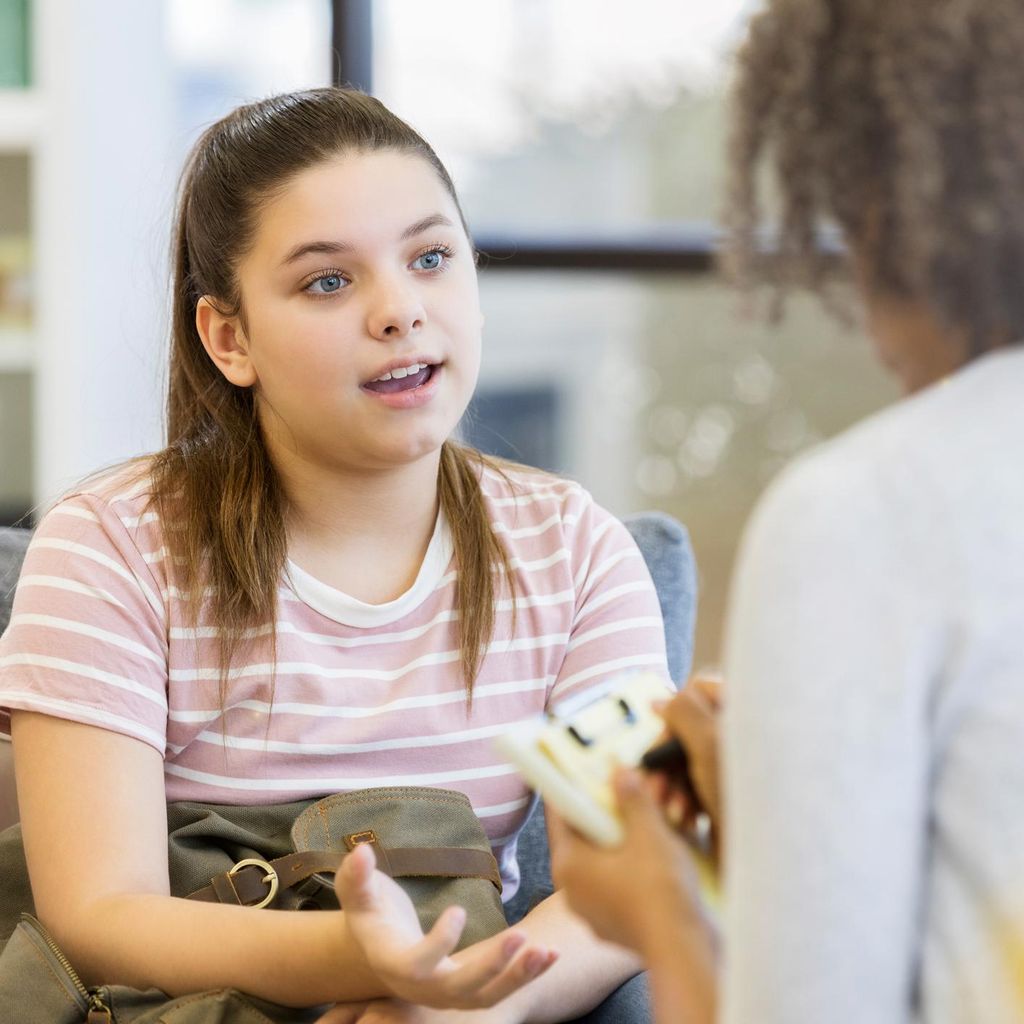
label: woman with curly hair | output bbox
[549,2,1024,1022]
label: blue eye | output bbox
[307,274,345,295]
[413,249,448,271]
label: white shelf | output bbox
[0,327,33,372]
[0,89,42,152]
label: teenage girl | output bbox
[0,88,670,1022]
[549,2,1024,1023]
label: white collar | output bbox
[285,508,453,627]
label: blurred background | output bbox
[0,0,897,669]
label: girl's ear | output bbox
[195,296,258,388]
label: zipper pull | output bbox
[86,991,113,1022]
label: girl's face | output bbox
[204,150,482,474]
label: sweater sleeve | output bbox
[0,492,170,754]
[547,489,670,710]
[721,449,943,1024]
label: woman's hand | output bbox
[334,843,556,1010]
[547,768,712,958]
[653,675,723,857]
[548,770,720,1024]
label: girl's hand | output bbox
[334,843,557,1010]
[317,998,517,1024]
[547,768,713,960]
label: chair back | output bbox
[0,528,31,638]
[505,510,697,925]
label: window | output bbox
[351,2,897,666]
[168,0,332,142]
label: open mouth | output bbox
[362,362,438,395]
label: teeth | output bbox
[371,362,428,383]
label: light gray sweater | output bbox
[722,346,1024,1023]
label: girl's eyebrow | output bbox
[278,213,455,267]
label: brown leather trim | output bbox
[386,848,502,890]
[186,846,501,907]
[210,871,243,906]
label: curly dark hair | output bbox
[723,0,1024,354]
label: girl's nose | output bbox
[366,279,426,340]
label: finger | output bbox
[437,928,531,1001]
[545,808,587,885]
[691,673,724,707]
[405,904,467,975]
[454,927,528,977]
[316,1002,370,1023]
[335,842,378,912]
[665,789,688,829]
[546,806,588,857]
[660,688,713,747]
[545,806,570,849]
[645,769,672,806]
[612,767,669,830]
[471,946,560,1007]
[692,665,724,684]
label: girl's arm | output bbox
[12,711,550,1010]
[328,892,650,1024]
[471,888,643,1024]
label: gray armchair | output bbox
[0,527,30,638]
[0,513,697,1024]
[506,512,696,1024]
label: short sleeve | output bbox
[547,490,670,710]
[0,492,170,754]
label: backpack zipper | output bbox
[19,913,114,1021]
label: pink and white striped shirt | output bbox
[0,462,668,897]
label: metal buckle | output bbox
[229,857,280,909]
[344,830,378,851]
[311,830,380,890]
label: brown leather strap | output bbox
[187,846,501,907]
[387,847,502,888]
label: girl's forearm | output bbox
[499,891,643,1024]
[64,892,387,1008]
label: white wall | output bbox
[33,0,173,505]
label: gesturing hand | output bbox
[334,843,557,1010]
[317,997,513,1024]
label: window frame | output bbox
[330,0,719,276]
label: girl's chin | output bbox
[361,433,452,469]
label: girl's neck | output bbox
[278,449,442,550]
[273,447,444,604]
